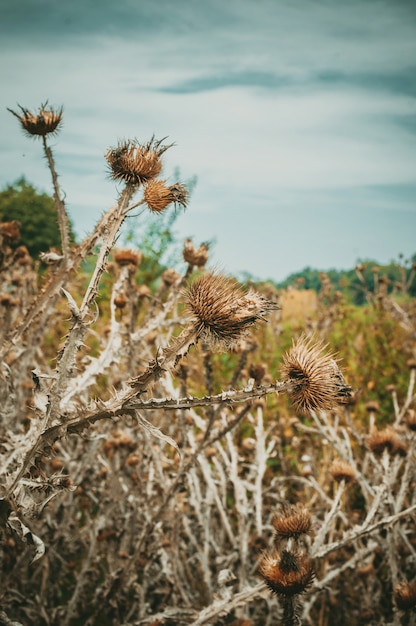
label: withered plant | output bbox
[0,103,415,626]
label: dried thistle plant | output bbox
[2,101,415,626]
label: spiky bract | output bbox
[281,335,352,414]
[185,272,279,349]
[8,103,63,137]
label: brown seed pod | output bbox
[281,335,352,414]
[185,271,280,349]
[114,294,127,309]
[144,179,188,213]
[8,102,63,137]
[113,248,142,268]
[367,427,408,457]
[272,502,312,539]
[0,220,21,242]
[259,549,315,597]
[105,137,172,185]
[329,460,357,484]
[183,239,209,267]
[162,268,180,286]
[394,581,416,611]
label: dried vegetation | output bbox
[0,104,415,626]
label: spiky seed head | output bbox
[259,550,315,597]
[105,137,172,185]
[162,268,180,286]
[0,220,21,242]
[185,272,280,349]
[394,582,416,611]
[183,239,210,267]
[113,248,142,268]
[329,461,357,484]
[8,102,63,137]
[367,427,408,457]
[365,400,380,413]
[272,503,312,539]
[281,335,352,414]
[144,179,188,213]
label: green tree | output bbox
[0,177,75,258]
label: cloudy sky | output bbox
[1,0,415,281]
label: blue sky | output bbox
[1,0,415,281]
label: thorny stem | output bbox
[313,503,416,559]
[311,480,345,554]
[42,135,70,261]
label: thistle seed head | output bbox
[259,550,315,597]
[0,220,21,243]
[105,137,172,185]
[394,581,416,611]
[367,427,408,457]
[183,239,209,267]
[329,460,357,484]
[185,272,280,349]
[272,502,312,540]
[113,248,142,268]
[8,102,63,137]
[281,335,352,414]
[144,179,188,213]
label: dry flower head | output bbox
[259,550,315,597]
[185,271,280,349]
[272,502,312,539]
[183,239,210,267]
[330,460,357,484]
[367,427,408,457]
[105,137,172,185]
[144,179,188,213]
[113,249,142,268]
[8,102,63,137]
[281,335,352,414]
[394,581,416,611]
